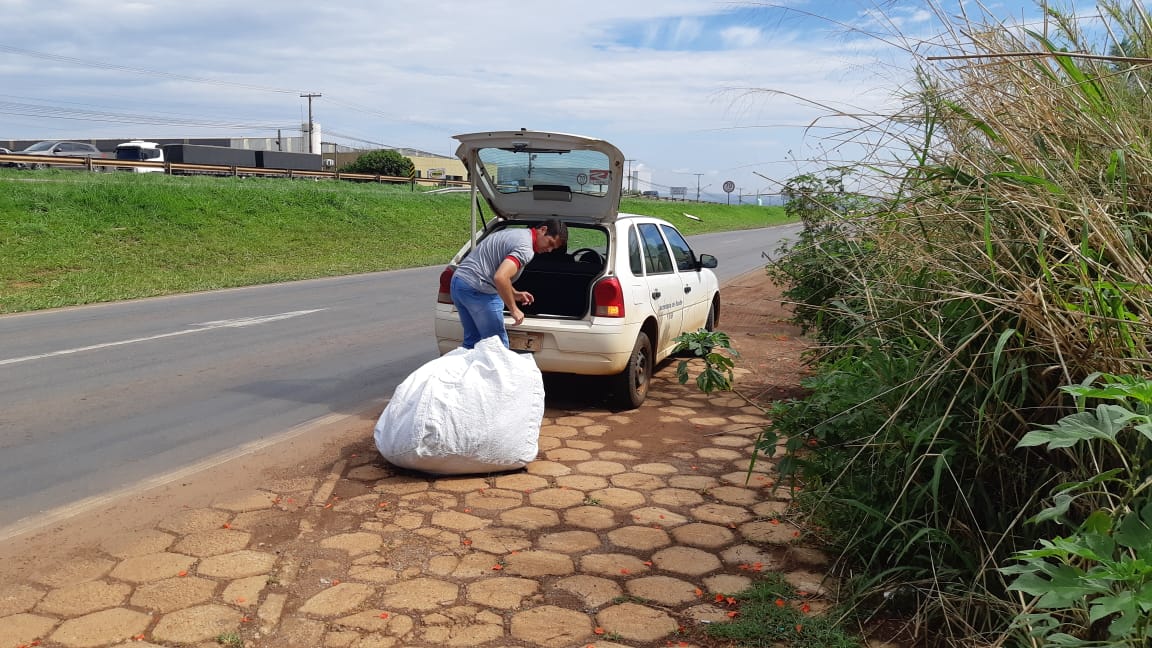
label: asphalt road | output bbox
[0,223,801,531]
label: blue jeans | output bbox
[450,274,508,349]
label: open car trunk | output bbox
[513,248,604,319]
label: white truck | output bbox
[114,141,165,173]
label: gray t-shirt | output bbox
[454,228,535,294]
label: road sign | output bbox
[589,169,611,184]
[670,186,687,198]
[576,173,588,186]
[722,180,735,193]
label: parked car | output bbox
[11,140,103,169]
[114,140,165,173]
[433,129,720,408]
[641,190,659,198]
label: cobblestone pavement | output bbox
[1,277,838,648]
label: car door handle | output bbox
[651,290,661,299]
[684,286,691,293]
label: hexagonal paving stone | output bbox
[380,578,458,611]
[704,573,753,596]
[319,530,384,556]
[651,487,705,507]
[596,602,678,642]
[0,583,45,616]
[609,472,665,490]
[690,502,753,525]
[463,488,523,511]
[552,575,622,608]
[421,605,505,646]
[99,529,175,559]
[400,491,459,511]
[740,519,800,544]
[30,557,114,588]
[298,582,375,617]
[528,488,587,509]
[669,475,720,489]
[564,505,618,530]
[131,576,217,613]
[709,485,761,506]
[50,608,150,648]
[579,553,651,577]
[503,550,574,577]
[546,447,593,461]
[633,462,678,475]
[150,604,242,643]
[110,552,196,583]
[721,543,782,568]
[431,510,490,532]
[540,425,579,439]
[467,527,532,553]
[606,525,670,551]
[493,473,549,491]
[156,507,231,535]
[36,580,131,616]
[221,575,266,608]
[197,550,277,578]
[671,522,736,548]
[629,507,688,527]
[651,546,723,576]
[467,577,538,609]
[525,460,571,477]
[510,605,592,647]
[538,530,602,553]
[499,506,561,530]
[626,575,700,605]
[587,487,646,509]
[373,476,430,494]
[4,613,57,647]
[172,528,252,557]
[574,460,626,476]
[555,474,610,490]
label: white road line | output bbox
[0,309,325,367]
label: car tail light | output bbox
[437,267,455,304]
[592,277,625,318]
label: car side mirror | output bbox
[698,253,718,269]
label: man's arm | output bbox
[492,258,525,325]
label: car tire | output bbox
[30,163,44,171]
[612,331,653,410]
[705,299,718,331]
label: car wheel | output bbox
[705,299,718,331]
[30,163,44,171]
[612,331,653,410]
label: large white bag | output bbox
[373,336,544,475]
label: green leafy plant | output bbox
[1001,374,1152,646]
[216,631,243,647]
[673,328,739,394]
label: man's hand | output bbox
[509,306,525,326]
[515,290,535,305]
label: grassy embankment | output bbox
[0,170,788,313]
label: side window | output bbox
[628,226,643,275]
[661,225,696,272]
[637,223,673,275]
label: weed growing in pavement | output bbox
[673,328,739,394]
[215,631,243,647]
[705,574,861,648]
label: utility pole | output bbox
[625,159,635,192]
[694,173,703,201]
[300,93,321,153]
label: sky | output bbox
[0,0,1064,203]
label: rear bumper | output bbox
[433,306,638,376]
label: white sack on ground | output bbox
[373,336,544,475]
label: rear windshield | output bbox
[477,146,612,198]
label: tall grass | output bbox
[0,170,787,313]
[762,1,1152,644]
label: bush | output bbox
[339,149,414,178]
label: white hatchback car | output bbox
[433,129,720,409]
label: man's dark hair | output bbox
[540,218,568,244]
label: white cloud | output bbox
[0,0,1046,199]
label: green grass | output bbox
[706,574,862,648]
[0,169,788,313]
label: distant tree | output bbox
[340,149,415,177]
